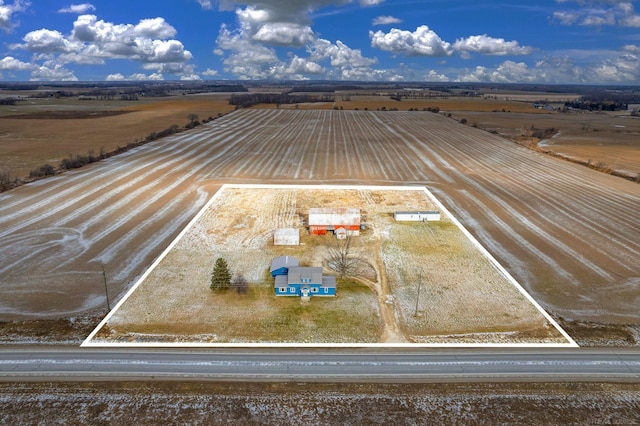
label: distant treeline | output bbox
[564,100,628,111]
[1,82,248,100]
[566,89,640,111]
[288,85,361,93]
[0,98,16,105]
[580,89,640,104]
[229,93,335,108]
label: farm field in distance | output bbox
[0,92,235,179]
[0,87,639,346]
[452,109,640,180]
[2,86,637,183]
[89,185,569,345]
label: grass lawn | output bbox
[109,278,382,343]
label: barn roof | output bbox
[309,208,360,226]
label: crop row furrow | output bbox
[420,120,640,263]
[0,112,265,238]
[412,121,635,276]
[0,126,216,216]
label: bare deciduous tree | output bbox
[326,234,364,278]
[231,274,249,294]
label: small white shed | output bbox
[274,228,300,246]
[394,211,441,222]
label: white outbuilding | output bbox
[394,211,441,222]
[273,228,300,246]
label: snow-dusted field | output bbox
[3,382,639,425]
[87,186,570,345]
[1,109,638,336]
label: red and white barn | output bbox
[308,208,360,237]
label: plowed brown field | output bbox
[0,109,638,336]
[0,94,234,178]
[453,110,640,179]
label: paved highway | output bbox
[1,348,640,382]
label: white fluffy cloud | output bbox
[196,0,214,9]
[218,18,378,80]
[218,0,353,28]
[216,23,283,78]
[310,38,377,68]
[21,29,82,53]
[456,62,538,83]
[0,0,29,32]
[369,25,453,56]
[217,28,327,80]
[215,3,379,80]
[72,15,178,44]
[58,3,95,14]
[370,26,533,59]
[202,68,219,76]
[360,0,383,5]
[106,72,163,81]
[591,53,639,81]
[306,38,380,79]
[12,14,194,79]
[424,70,449,82]
[451,48,640,84]
[453,35,533,58]
[287,55,324,74]
[30,60,78,81]
[622,44,640,53]
[233,6,315,47]
[0,55,32,70]
[252,22,315,46]
[372,15,402,26]
[19,15,189,64]
[105,72,125,81]
[553,0,640,27]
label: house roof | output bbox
[270,255,299,272]
[275,275,289,287]
[275,273,336,289]
[322,276,337,289]
[287,266,324,285]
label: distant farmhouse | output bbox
[270,256,337,300]
[308,208,361,239]
[394,210,441,222]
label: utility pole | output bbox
[414,271,422,317]
[102,264,111,312]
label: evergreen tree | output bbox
[210,258,231,291]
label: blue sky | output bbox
[0,0,639,83]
